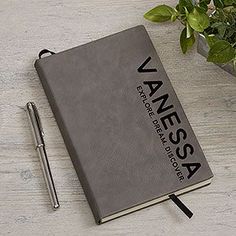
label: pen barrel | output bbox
[25,102,60,210]
[26,103,44,146]
[37,146,60,210]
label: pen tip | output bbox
[53,203,60,210]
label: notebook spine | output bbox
[34,59,102,224]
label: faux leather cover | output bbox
[35,25,213,224]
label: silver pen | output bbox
[26,102,60,210]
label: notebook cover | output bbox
[34,25,213,224]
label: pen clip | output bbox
[31,102,45,138]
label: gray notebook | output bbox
[35,25,213,224]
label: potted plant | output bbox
[144,0,236,76]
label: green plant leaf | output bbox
[198,0,210,13]
[171,13,177,22]
[184,6,189,17]
[207,40,235,63]
[223,0,236,6]
[176,3,180,11]
[144,5,175,22]
[196,5,208,13]
[218,24,227,37]
[179,0,194,13]
[199,0,211,4]
[186,22,193,38]
[211,22,223,28]
[204,34,219,47]
[187,8,210,32]
[213,0,224,8]
[180,27,195,53]
[211,22,227,38]
[226,26,236,38]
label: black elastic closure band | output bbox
[38,49,55,59]
[169,194,193,219]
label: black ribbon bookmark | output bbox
[169,194,193,219]
[38,49,55,59]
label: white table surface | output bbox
[0,1,235,235]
